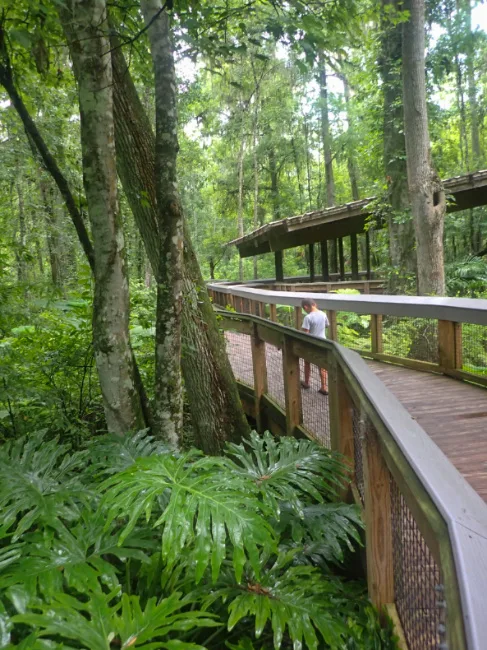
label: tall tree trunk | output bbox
[319,56,338,273]
[141,0,183,445]
[343,77,360,202]
[0,34,95,271]
[252,97,259,279]
[237,137,245,282]
[319,57,335,208]
[381,0,416,274]
[39,178,63,287]
[268,145,280,219]
[1,17,151,431]
[463,0,481,168]
[60,0,146,434]
[304,117,313,210]
[454,52,469,170]
[110,40,250,454]
[15,181,26,283]
[291,137,305,212]
[402,0,446,295]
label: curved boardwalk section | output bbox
[368,361,487,502]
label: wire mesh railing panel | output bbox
[224,331,254,388]
[337,312,372,352]
[265,343,285,409]
[299,359,331,447]
[351,405,365,505]
[462,323,487,378]
[390,478,445,650]
[382,316,439,364]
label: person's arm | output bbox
[302,314,310,334]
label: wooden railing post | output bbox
[327,310,338,341]
[371,314,383,354]
[251,323,268,432]
[270,303,277,322]
[282,335,302,435]
[294,306,303,330]
[363,425,394,612]
[328,363,355,501]
[438,320,462,370]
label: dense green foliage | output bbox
[1,1,486,290]
[0,430,397,649]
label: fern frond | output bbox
[101,452,276,583]
[224,431,348,516]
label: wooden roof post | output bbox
[309,243,315,282]
[275,250,284,282]
[331,239,338,274]
[320,241,330,281]
[365,230,371,280]
[351,233,359,280]
[338,237,345,281]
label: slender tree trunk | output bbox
[110,40,250,453]
[60,0,146,434]
[319,56,338,274]
[1,16,151,431]
[15,181,26,283]
[237,136,245,282]
[463,0,481,168]
[39,178,63,287]
[291,137,305,212]
[0,34,95,271]
[268,145,280,219]
[304,118,313,210]
[454,52,470,170]
[381,0,416,275]
[252,97,259,279]
[402,0,446,295]
[319,56,335,208]
[141,0,183,445]
[343,77,360,201]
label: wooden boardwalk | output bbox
[225,332,487,502]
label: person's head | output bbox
[301,298,316,314]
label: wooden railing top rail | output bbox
[208,281,487,326]
[220,311,487,649]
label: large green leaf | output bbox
[207,551,351,650]
[277,502,364,569]
[101,451,276,583]
[0,432,89,538]
[13,588,216,650]
[87,430,171,476]
[224,431,349,516]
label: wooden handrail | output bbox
[208,282,487,388]
[217,311,487,650]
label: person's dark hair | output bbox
[301,298,316,309]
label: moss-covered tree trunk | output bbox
[140,0,183,445]
[111,39,250,454]
[402,0,446,295]
[60,0,145,434]
[381,0,416,276]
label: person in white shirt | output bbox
[300,298,329,395]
